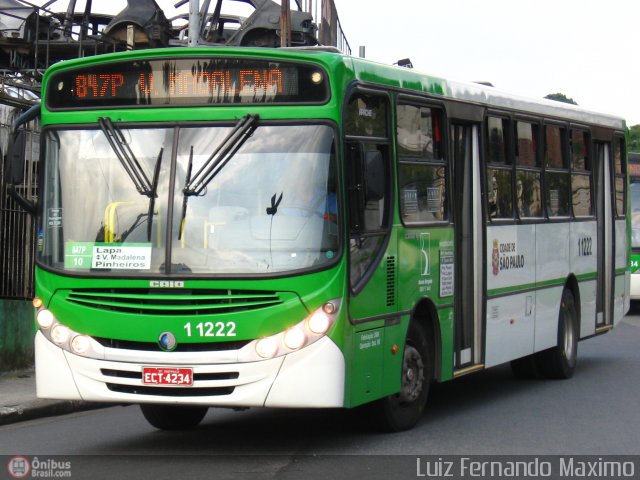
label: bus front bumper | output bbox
[35,331,345,408]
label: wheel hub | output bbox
[399,345,424,404]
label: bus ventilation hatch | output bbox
[64,289,283,315]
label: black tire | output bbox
[140,404,208,430]
[371,322,433,432]
[535,288,579,379]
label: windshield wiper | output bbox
[183,114,259,197]
[178,146,194,241]
[147,147,163,241]
[178,114,259,240]
[99,117,163,242]
[99,117,154,197]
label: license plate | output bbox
[142,367,193,386]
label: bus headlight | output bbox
[240,298,341,362]
[255,337,279,359]
[283,327,306,350]
[71,335,92,355]
[51,324,70,345]
[36,309,55,329]
[34,305,99,358]
[307,309,331,334]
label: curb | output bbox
[0,400,110,426]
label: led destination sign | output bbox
[47,57,328,109]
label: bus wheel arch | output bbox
[369,298,439,432]
[410,298,442,382]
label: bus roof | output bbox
[347,55,626,130]
[42,46,626,130]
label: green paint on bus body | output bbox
[35,265,346,343]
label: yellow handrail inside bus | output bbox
[103,201,162,246]
[103,201,134,243]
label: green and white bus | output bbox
[13,46,629,431]
[629,152,640,299]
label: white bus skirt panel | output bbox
[35,331,345,408]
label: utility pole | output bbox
[280,0,292,47]
[188,0,200,47]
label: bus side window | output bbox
[613,136,626,217]
[487,167,513,219]
[346,142,390,235]
[570,129,593,218]
[396,104,448,224]
[344,89,392,291]
[515,121,542,219]
[486,116,513,220]
[544,124,571,217]
[346,141,391,289]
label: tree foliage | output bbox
[544,93,578,105]
[628,124,640,153]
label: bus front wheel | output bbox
[140,404,208,430]
[374,321,433,432]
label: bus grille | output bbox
[106,383,235,397]
[65,288,283,315]
[93,338,251,352]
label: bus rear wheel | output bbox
[140,404,208,430]
[535,288,578,379]
[374,321,433,432]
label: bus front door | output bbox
[452,123,484,371]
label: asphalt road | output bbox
[1,311,639,479]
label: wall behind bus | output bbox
[0,299,34,372]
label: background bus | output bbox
[7,46,629,432]
[630,152,640,299]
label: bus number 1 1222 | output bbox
[183,321,237,337]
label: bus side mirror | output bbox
[5,104,40,214]
[7,128,27,184]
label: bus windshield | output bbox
[39,123,339,275]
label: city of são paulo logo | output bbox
[7,456,71,478]
[492,238,525,276]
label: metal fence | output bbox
[313,0,352,55]
[0,98,39,300]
